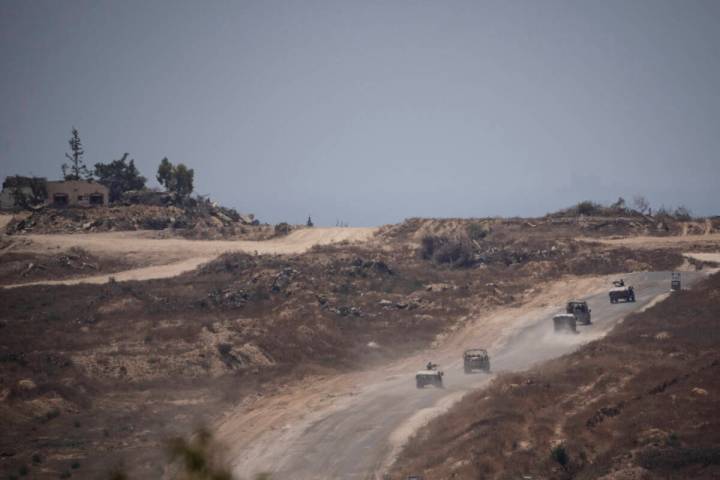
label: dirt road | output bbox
[218,270,708,480]
[2,227,377,287]
[586,233,720,248]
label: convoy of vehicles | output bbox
[418,276,678,386]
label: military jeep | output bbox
[671,272,681,292]
[566,301,591,325]
[463,348,490,373]
[553,313,578,334]
[609,285,635,303]
[416,369,444,389]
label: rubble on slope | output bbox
[4,201,265,239]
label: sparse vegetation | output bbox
[550,444,570,471]
[94,153,147,203]
[166,428,233,480]
[419,235,474,267]
[274,222,291,236]
[62,127,92,181]
[156,157,195,197]
[466,221,490,241]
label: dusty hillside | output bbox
[0,220,692,479]
[391,272,720,480]
[380,216,720,244]
[0,216,715,479]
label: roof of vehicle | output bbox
[416,370,442,376]
[609,286,631,293]
[464,348,488,355]
[567,300,587,305]
[553,313,576,320]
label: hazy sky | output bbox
[1,1,718,225]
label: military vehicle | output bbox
[609,285,635,303]
[416,364,444,388]
[553,313,578,333]
[463,348,490,373]
[671,272,681,292]
[566,300,591,325]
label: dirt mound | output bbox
[0,246,136,285]
[5,203,268,240]
[391,273,720,480]
[379,215,711,246]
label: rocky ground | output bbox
[0,247,136,286]
[4,203,271,240]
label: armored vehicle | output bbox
[566,301,591,325]
[671,272,681,292]
[463,349,490,373]
[553,313,578,334]
[609,285,635,303]
[416,366,444,389]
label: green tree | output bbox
[156,157,174,190]
[62,127,92,180]
[94,153,147,202]
[2,176,47,208]
[173,163,194,197]
[156,158,194,197]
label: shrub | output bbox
[433,237,474,267]
[576,200,602,216]
[419,235,474,267]
[551,444,570,470]
[419,235,439,260]
[274,222,291,236]
[466,222,490,241]
[639,446,720,470]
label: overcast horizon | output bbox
[1,1,719,226]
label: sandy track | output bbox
[0,214,13,231]
[217,270,708,479]
[2,227,377,287]
[683,252,720,264]
[584,233,720,248]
